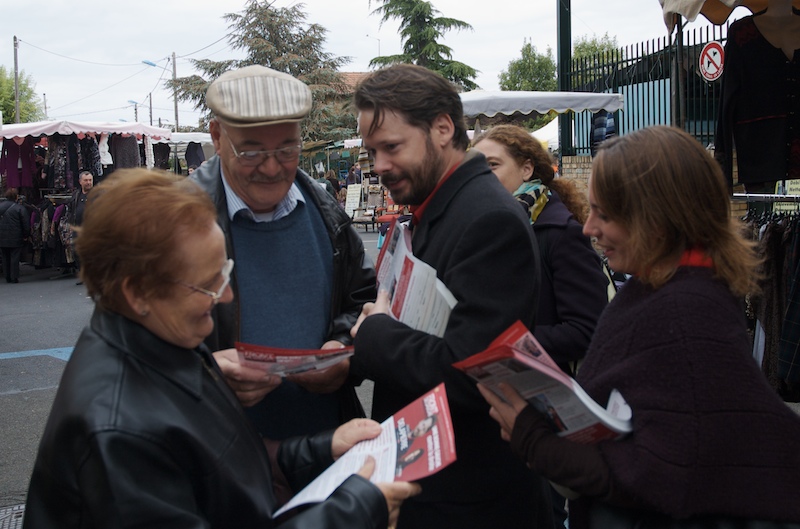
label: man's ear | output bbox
[430,114,455,149]
[209,120,223,155]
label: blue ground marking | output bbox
[0,348,73,361]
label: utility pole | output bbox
[556,0,572,155]
[148,93,153,126]
[43,93,48,120]
[13,36,21,123]
[172,52,179,130]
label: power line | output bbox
[18,40,144,66]
[48,67,152,112]
[49,105,132,120]
[177,34,230,58]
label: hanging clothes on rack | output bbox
[109,134,141,169]
[737,193,800,401]
[78,134,102,179]
[0,137,37,188]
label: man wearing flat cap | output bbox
[190,65,375,440]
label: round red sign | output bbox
[699,41,725,82]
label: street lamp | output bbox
[128,100,139,122]
[366,34,381,57]
[142,57,179,130]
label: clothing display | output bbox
[352,151,555,529]
[109,134,141,169]
[78,135,102,179]
[714,13,800,188]
[744,212,800,401]
[23,308,388,529]
[185,142,205,168]
[0,137,37,188]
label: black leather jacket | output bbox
[23,309,388,529]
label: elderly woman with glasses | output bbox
[23,169,419,529]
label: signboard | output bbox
[699,41,724,82]
[773,180,800,213]
[344,185,362,217]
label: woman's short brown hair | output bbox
[592,126,759,296]
[75,169,217,313]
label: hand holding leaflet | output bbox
[274,383,457,517]
[454,321,632,444]
[234,342,354,376]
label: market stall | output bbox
[1,120,171,194]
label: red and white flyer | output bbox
[234,342,354,377]
[275,383,457,517]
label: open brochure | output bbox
[275,383,456,517]
[453,322,632,443]
[375,220,457,337]
[234,342,353,377]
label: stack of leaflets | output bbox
[453,321,632,443]
[374,220,457,337]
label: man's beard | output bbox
[380,136,444,205]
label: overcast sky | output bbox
[1,0,749,128]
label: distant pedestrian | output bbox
[0,188,31,283]
[70,170,94,285]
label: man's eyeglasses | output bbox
[221,126,302,167]
[177,259,234,305]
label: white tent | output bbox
[531,119,560,151]
[0,120,171,140]
[459,91,624,119]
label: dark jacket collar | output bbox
[90,308,207,399]
[415,149,489,229]
[533,190,573,229]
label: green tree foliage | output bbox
[495,40,558,130]
[368,0,479,91]
[572,33,621,91]
[0,66,45,124]
[573,32,619,62]
[498,40,557,92]
[165,1,355,142]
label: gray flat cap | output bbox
[206,65,312,127]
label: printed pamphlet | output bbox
[375,220,457,337]
[453,321,632,443]
[275,383,457,517]
[235,342,354,377]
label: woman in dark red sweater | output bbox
[479,126,800,528]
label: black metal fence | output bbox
[563,22,731,156]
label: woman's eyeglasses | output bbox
[177,259,234,305]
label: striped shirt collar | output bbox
[220,165,305,223]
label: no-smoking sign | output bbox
[699,41,724,82]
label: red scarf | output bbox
[678,247,714,269]
[410,162,461,227]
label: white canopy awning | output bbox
[0,120,171,140]
[459,91,624,119]
[153,132,212,145]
